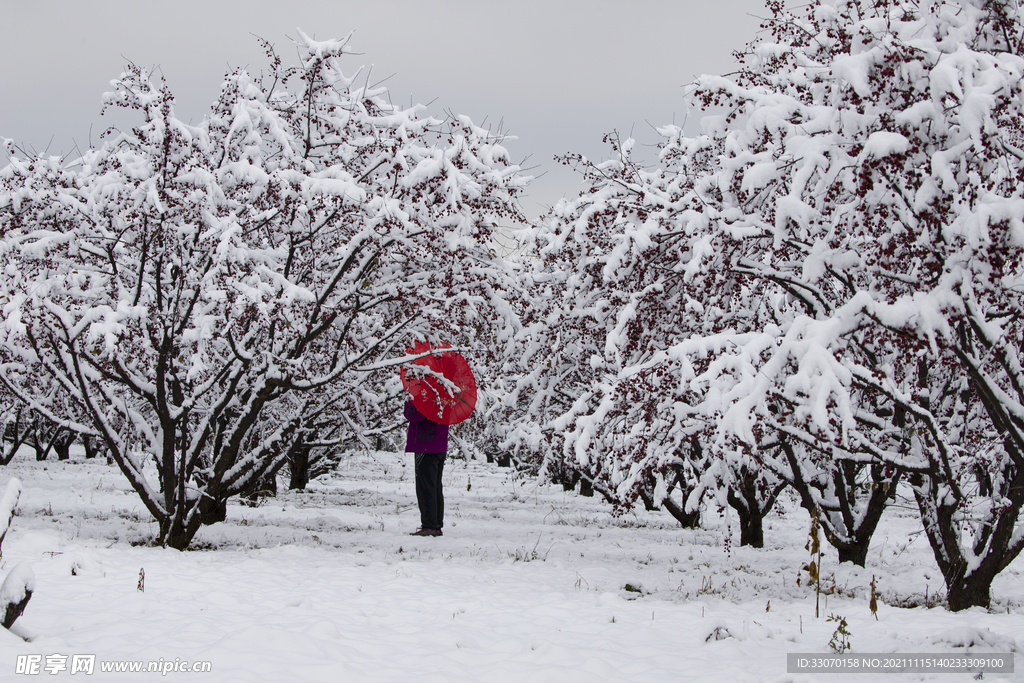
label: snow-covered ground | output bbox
[1,448,1021,682]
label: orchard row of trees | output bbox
[2,0,1024,612]
[0,31,528,550]
[495,0,1024,612]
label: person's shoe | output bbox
[409,528,442,537]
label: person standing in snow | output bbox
[405,400,449,537]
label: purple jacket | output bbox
[405,401,449,453]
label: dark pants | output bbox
[415,452,446,529]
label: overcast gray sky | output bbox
[0,0,766,219]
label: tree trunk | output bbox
[1,411,30,466]
[639,489,659,512]
[945,569,995,611]
[726,468,781,549]
[243,469,278,505]
[638,487,701,528]
[780,441,899,567]
[547,460,580,492]
[83,435,102,459]
[738,511,764,548]
[54,434,72,461]
[288,445,310,491]
[836,541,870,566]
[913,468,1024,612]
[1,580,32,630]
[160,514,203,551]
[726,485,763,547]
[198,495,227,526]
[579,478,594,497]
[662,495,700,529]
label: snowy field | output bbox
[1,448,1022,683]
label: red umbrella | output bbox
[400,341,477,425]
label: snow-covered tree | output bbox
[664,0,1024,607]
[508,134,781,538]
[517,0,1024,605]
[0,373,79,465]
[0,31,527,549]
